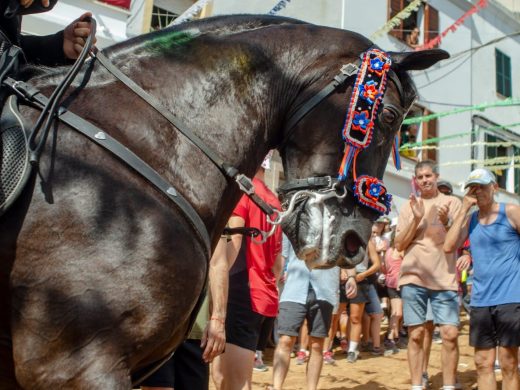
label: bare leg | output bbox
[300,320,309,352]
[370,312,383,349]
[422,321,434,375]
[408,324,426,387]
[272,335,296,390]
[389,298,402,340]
[307,336,325,390]
[361,312,371,345]
[498,346,519,390]
[212,343,255,390]
[475,347,497,390]
[348,303,365,346]
[440,324,459,386]
[338,303,348,340]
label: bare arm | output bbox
[355,240,381,282]
[226,215,245,268]
[272,251,283,284]
[505,204,520,234]
[444,190,476,253]
[394,195,424,252]
[201,237,228,362]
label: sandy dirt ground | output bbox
[211,317,505,390]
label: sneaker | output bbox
[295,351,306,365]
[340,338,348,354]
[347,350,359,363]
[253,355,268,372]
[421,372,429,389]
[371,346,384,356]
[396,338,408,349]
[360,342,372,352]
[432,330,442,344]
[323,351,336,365]
[253,358,268,372]
[384,339,399,355]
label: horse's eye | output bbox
[381,108,397,124]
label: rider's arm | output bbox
[21,32,68,66]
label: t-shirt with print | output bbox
[228,177,282,317]
[398,192,461,291]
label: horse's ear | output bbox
[389,49,450,71]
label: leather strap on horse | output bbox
[4,77,211,256]
[94,51,277,217]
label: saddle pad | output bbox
[0,95,31,216]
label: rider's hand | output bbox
[19,0,49,8]
[200,317,226,363]
[63,12,97,60]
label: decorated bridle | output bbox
[277,48,403,220]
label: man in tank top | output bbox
[445,168,520,390]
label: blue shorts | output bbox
[401,284,459,327]
[365,283,383,315]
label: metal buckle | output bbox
[340,63,359,77]
[235,174,255,195]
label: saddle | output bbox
[0,43,31,217]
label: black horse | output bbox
[0,15,447,388]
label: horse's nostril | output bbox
[344,232,362,257]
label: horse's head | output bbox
[279,42,449,269]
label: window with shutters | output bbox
[388,0,439,48]
[473,118,520,193]
[496,49,512,98]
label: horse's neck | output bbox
[45,42,291,242]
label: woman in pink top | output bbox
[382,245,404,353]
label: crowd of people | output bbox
[2,2,520,390]
[147,157,519,390]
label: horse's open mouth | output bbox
[344,231,363,257]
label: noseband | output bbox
[278,48,403,216]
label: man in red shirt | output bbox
[212,153,283,390]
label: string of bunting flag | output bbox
[414,0,488,50]
[402,98,520,125]
[370,0,425,40]
[399,122,520,151]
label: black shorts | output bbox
[277,288,334,338]
[140,339,208,389]
[226,302,266,351]
[469,303,520,348]
[387,287,401,299]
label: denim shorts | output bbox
[365,283,383,315]
[401,284,459,327]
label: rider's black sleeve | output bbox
[21,31,69,66]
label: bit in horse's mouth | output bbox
[344,231,363,258]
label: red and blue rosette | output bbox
[353,176,392,215]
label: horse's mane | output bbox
[17,14,306,81]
